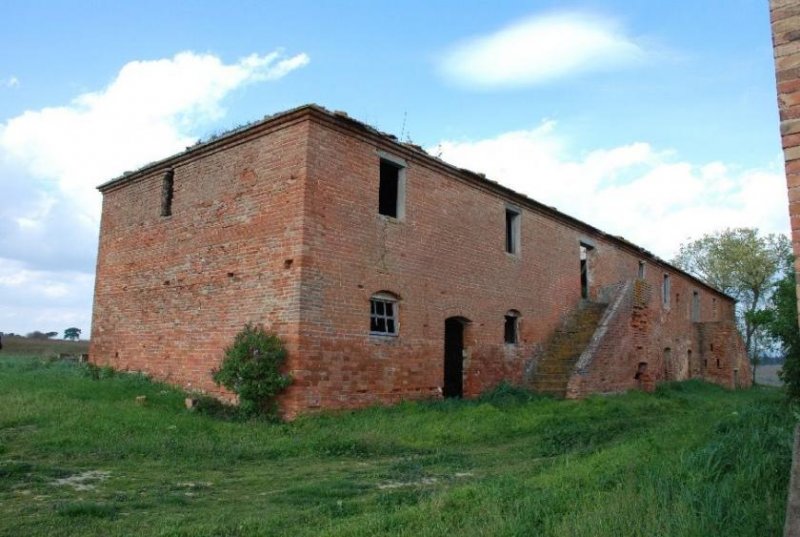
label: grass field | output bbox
[1,335,89,358]
[0,355,795,537]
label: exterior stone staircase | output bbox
[532,302,608,397]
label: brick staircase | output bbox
[532,302,607,397]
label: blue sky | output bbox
[0,0,790,335]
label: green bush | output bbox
[212,324,291,420]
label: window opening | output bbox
[712,298,718,320]
[580,243,594,299]
[638,261,645,279]
[504,310,520,344]
[370,293,398,336]
[505,208,520,254]
[691,291,700,322]
[378,159,402,218]
[662,274,671,308]
[161,169,174,217]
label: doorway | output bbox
[580,243,594,299]
[443,317,466,398]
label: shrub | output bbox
[212,324,291,420]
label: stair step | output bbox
[529,301,607,398]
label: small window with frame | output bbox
[370,292,399,336]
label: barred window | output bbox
[370,293,398,336]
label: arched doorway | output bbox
[663,347,672,380]
[443,317,469,398]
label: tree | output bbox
[765,258,800,398]
[672,228,791,382]
[63,327,81,341]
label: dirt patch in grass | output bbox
[52,470,110,491]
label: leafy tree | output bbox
[673,228,791,382]
[63,327,81,341]
[765,258,800,398]
[212,324,292,420]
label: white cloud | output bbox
[431,125,790,259]
[439,12,644,89]
[0,257,94,335]
[0,50,309,220]
[0,49,308,334]
[3,76,19,88]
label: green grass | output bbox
[0,355,794,537]
[2,335,89,358]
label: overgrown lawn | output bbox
[0,355,794,536]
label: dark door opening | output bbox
[580,244,591,299]
[443,318,465,398]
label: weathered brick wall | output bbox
[772,0,800,314]
[567,279,750,397]
[697,321,753,389]
[91,107,748,417]
[286,114,744,413]
[90,119,311,397]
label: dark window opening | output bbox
[378,159,401,217]
[635,362,648,380]
[710,343,714,351]
[370,294,398,335]
[662,274,671,307]
[638,261,645,279]
[504,311,519,344]
[161,169,174,217]
[505,208,520,254]
[580,243,594,299]
[716,358,721,368]
[691,291,700,322]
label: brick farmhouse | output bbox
[90,104,750,417]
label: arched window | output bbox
[370,292,399,336]
[504,310,520,344]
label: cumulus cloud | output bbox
[0,50,309,219]
[431,125,789,258]
[0,49,308,334]
[439,12,644,89]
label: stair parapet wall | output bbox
[566,280,640,398]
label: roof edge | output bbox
[96,103,734,301]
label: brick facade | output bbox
[90,105,750,418]
[772,1,800,319]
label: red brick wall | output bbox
[283,116,744,414]
[772,1,800,318]
[697,322,752,389]
[567,279,750,397]
[91,108,747,418]
[90,120,311,396]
